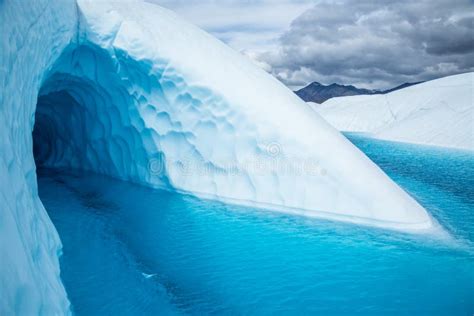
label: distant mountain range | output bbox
[295,81,422,104]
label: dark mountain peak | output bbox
[295,81,377,103]
[295,81,423,103]
[307,81,323,87]
[381,81,423,94]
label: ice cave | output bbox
[1,0,437,314]
[32,43,164,185]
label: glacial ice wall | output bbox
[0,1,76,314]
[1,0,434,314]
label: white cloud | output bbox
[146,0,312,53]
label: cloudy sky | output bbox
[149,0,474,90]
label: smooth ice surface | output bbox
[1,0,435,313]
[38,137,474,314]
[312,73,474,150]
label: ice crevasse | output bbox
[1,0,433,314]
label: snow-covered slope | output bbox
[1,0,434,314]
[313,73,474,150]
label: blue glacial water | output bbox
[38,135,474,315]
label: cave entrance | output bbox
[32,44,168,188]
[33,90,87,169]
[31,74,135,177]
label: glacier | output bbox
[312,73,474,151]
[1,0,434,314]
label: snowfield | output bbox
[1,0,435,314]
[312,73,474,151]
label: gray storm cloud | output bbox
[262,0,474,89]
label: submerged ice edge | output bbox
[170,188,438,233]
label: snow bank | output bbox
[1,0,435,313]
[313,73,474,150]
